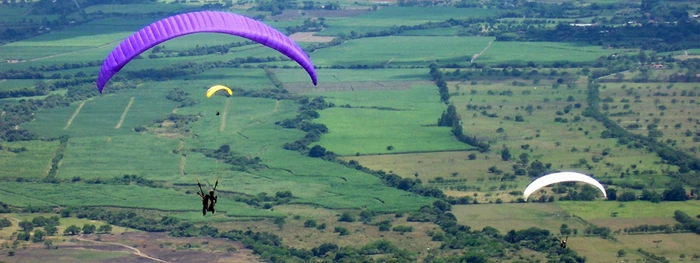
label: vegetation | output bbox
[1,0,700,261]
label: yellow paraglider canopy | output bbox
[206,85,233,98]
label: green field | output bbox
[476,41,638,63]
[1,1,699,262]
[310,36,494,66]
[312,84,475,155]
[557,200,700,220]
[0,79,43,92]
[0,140,59,180]
[316,7,500,36]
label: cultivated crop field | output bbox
[309,36,494,66]
[1,1,700,262]
[316,6,499,36]
[311,84,474,155]
[475,41,638,64]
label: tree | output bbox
[606,188,617,201]
[32,229,45,243]
[44,225,57,236]
[663,185,689,201]
[308,145,326,158]
[338,212,355,222]
[19,220,33,232]
[32,216,47,227]
[44,239,53,249]
[303,219,317,228]
[82,224,96,235]
[97,224,112,234]
[617,249,626,257]
[501,147,512,161]
[63,225,80,235]
[560,224,571,235]
[16,231,30,241]
[617,191,637,201]
[519,153,529,165]
[0,218,11,228]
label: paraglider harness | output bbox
[197,180,218,216]
[558,236,568,248]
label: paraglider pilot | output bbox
[558,236,568,248]
[197,180,218,216]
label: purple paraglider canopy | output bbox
[96,11,317,93]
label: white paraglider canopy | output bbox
[523,171,607,200]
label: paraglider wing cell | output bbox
[206,85,233,98]
[522,172,606,200]
[97,11,317,93]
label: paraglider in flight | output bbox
[196,179,218,216]
[558,236,568,248]
[206,85,233,98]
[96,11,318,93]
[522,171,606,200]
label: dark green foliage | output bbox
[166,88,199,108]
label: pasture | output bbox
[0,79,44,92]
[0,213,135,239]
[556,200,700,220]
[597,82,700,158]
[0,182,279,218]
[339,151,532,200]
[309,36,494,66]
[446,79,675,193]
[0,140,59,180]
[450,203,589,233]
[475,41,637,64]
[311,84,474,155]
[570,234,700,263]
[17,77,435,212]
[315,6,500,36]
[211,205,442,258]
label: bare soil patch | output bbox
[11,232,262,263]
[285,80,432,93]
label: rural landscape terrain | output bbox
[0,0,700,262]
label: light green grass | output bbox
[0,182,278,217]
[272,68,431,83]
[556,200,700,220]
[56,135,182,181]
[310,36,494,66]
[313,84,474,155]
[0,79,43,92]
[84,3,198,14]
[451,203,589,233]
[316,7,499,36]
[476,42,638,63]
[0,140,60,179]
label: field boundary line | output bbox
[64,101,86,130]
[75,237,171,263]
[115,97,135,129]
[220,97,230,132]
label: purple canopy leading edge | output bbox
[96,11,318,93]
